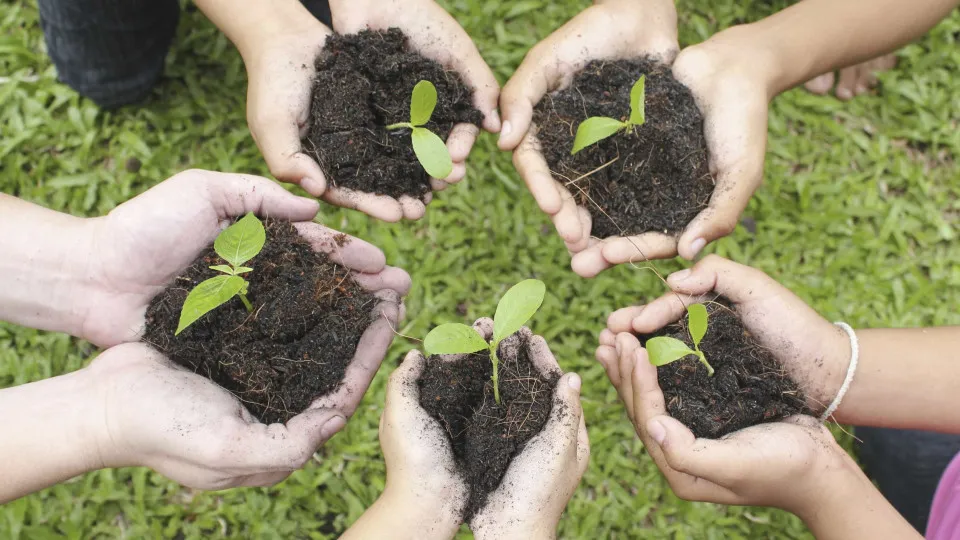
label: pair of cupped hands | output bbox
[249,0,770,277]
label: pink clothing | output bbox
[928,452,960,539]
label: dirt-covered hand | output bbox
[470,328,590,540]
[597,255,851,413]
[499,0,678,274]
[329,0,500,198]
[594,330,864,519]
[78,170,409,355]
[86,343,345,489]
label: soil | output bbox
[533,59,714,239]
[143,221,378,425]
[418,334,560,519]
[304,29,483,200]
[641,298,811,439]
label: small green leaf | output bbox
[214,213,266,267]
[571,117,628,154]
[235,266,254,275]
[410,80,438,126]
[209,265,234,275]
[629,75,646,125]
[646,336,697,366]
[176,275,246,335]
[424,323,489,356]
[411,127,453,179]
[687,303,708,348]
[493,279,546,344]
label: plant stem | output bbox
[238,293,253,312]
[697,350,715,377]
[386,122,413,130]
[490,346,501,405]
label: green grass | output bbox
[2,0,959,538]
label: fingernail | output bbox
[500,121,512,139]
[689,238,707,258]
[648,419,667,445]
[567,373,582,391]
[320,415,346,440]
[837,88,853,100]
[301,177,322,195]
[670,269,691,282]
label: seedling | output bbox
[423,279,546,404]
[571,75,647,154]
[176,213,266,335]
[386,80,454,179]
[647,303,715,376]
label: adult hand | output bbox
[597,255,850,413]
[470,324,590,540]
[87,343,345,489]
[78,169,411,358]
[330,0,500,198]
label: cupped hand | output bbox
[87,343,345,489]
[499,0,679,275]
[330,0,500,201]
[597,255,850,413]
[79,169,410,358]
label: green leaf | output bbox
[646,336,697,366]
[410,80,438,126]
[214,213,266,267]
[235,266,254,275]
[687,303,708,348]
[411,127,453,179]
[176,275,246,335]
[209,265,234,275]
[493,279,546,343]
[571,117,628,154]
[424,323,489,356]
[629,75,646,125]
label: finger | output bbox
[447,123,479,164]
[628,292,699,335]
[292,222,386,273]
[598,328,616,347]
[398,196,426,221]
[197,172,321,222]
[350,266,413,296]
[614,333,642,418]
[472,317,494,341]
[570,241,612,278]
[595,345,618,379]
[430,177,450,192]
[646,415,748,487]
[250,114,328,196]
[665,254,770,305]
[512,129,564,215]
[607,306,646,334]
[235,408,346,471]
[499,43,557,150]
[386,349,427,408]
[541,373,584,450]
[552,190,585,244]
[564,207,593,254]
[444,162,467,185]
[600,233,679,265]
[526,334,563,379]
[835,65,859,100]
[629,346,666,427]
[322,187,404,222]
[576,409,590,476]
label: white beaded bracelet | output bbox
[820,322,860,422]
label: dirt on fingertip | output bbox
[640,298,812,439]
[304,28,483,200]
[143,220,379,425]
[533,58,714,239]
[418,333,560,520]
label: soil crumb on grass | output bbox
[304,28,483,200]
[534,59,714,239]
[641,299,811,439]
[143,221,379,425]
[419,333,560,519]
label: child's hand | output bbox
[598,255,851,412]
[470,329,589,540]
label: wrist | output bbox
[691,24,784,101]
[595,0,679,58]
[195,0,325,61]
[379,484,464,539]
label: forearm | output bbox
[0,367,103,503]
[704,0,958,97]
[341,487,461,540]
[834,327,960,431]
[193,0,323,59]
[0,195,97,336]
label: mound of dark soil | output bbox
[534,59,714,239]
[143,221,378,425]
[418,333,559,519]
[304,28,483,200]
[641,299,811,439]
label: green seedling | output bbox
[423,279,546,404]
[647,303,715,376]
[386,80,454,179]
[571,75,647,154]
[176,213,266,335]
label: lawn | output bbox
[2,0,959,538]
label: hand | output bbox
[499,0,679,276]
[77,169,411,355]
[330,0,501,210]
[470,323,590,540]
[86,343,346,489]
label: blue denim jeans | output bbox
[38,0,332,109]
[857,426,960,533]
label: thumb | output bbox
[676,171,756,260]
[199,171,320,221]
[647,415,746,486]
[665,254,774,304]
[499,49,552,150]
[540,373,584,450]
[249,112,328,196]
[287,407,348,450]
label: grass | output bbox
[1,0,959,538]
